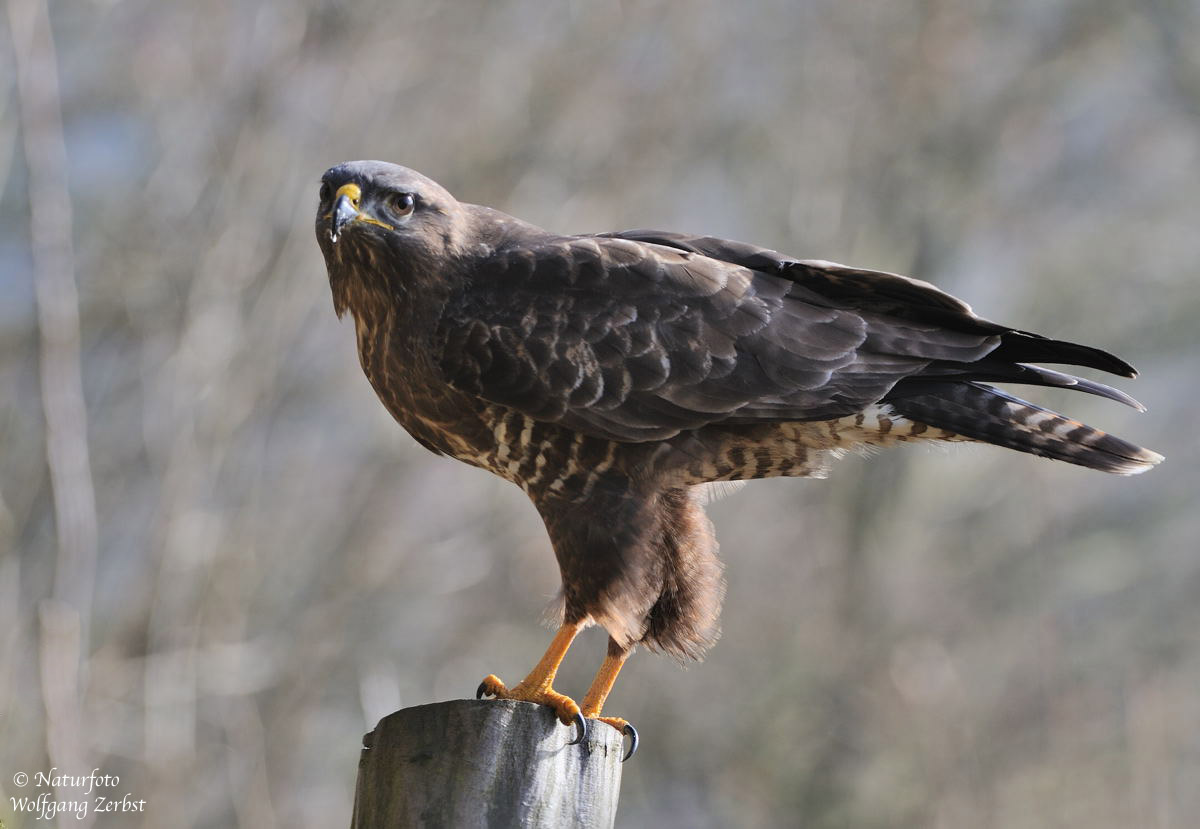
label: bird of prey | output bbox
[315,160,1161,760]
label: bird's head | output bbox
[315,160,465,317]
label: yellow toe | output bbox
[477,674,581,726]
[590,715,628,732]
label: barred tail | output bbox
[886,381,1163,476]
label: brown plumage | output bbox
[314,160,1162,753]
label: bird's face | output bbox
[315,160,464,315]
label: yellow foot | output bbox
[581,713,639,761]
[476,674,588,744]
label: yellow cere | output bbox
[335,183,362,204]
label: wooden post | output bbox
[350,699,624,829]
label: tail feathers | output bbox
[886,381,1163,476]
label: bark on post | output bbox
[350,699,624,829]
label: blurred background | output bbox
[2,1,1198,826]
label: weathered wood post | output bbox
[350,699,624,829]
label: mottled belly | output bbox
[473,408,622,501]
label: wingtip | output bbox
[1107,360,1137,380]
[1095,349,1138,379]
[1112,353,1138,379]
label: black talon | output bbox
[621,723,639,762]
[568,711,589,745]
[476,682,490,700]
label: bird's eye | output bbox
[391,192,416,217]
[319,181,332,202]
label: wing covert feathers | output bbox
[437,227,1158,474]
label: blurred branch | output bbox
[8,0,97,636]
[8,0,97,820]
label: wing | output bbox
[606,230,1139,377]
[434,230,1137,443]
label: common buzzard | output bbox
[315,161,1161,760]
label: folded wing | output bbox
[434,229,1143,444]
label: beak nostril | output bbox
[334,183,363,208]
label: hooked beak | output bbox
[330,183,361,243]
